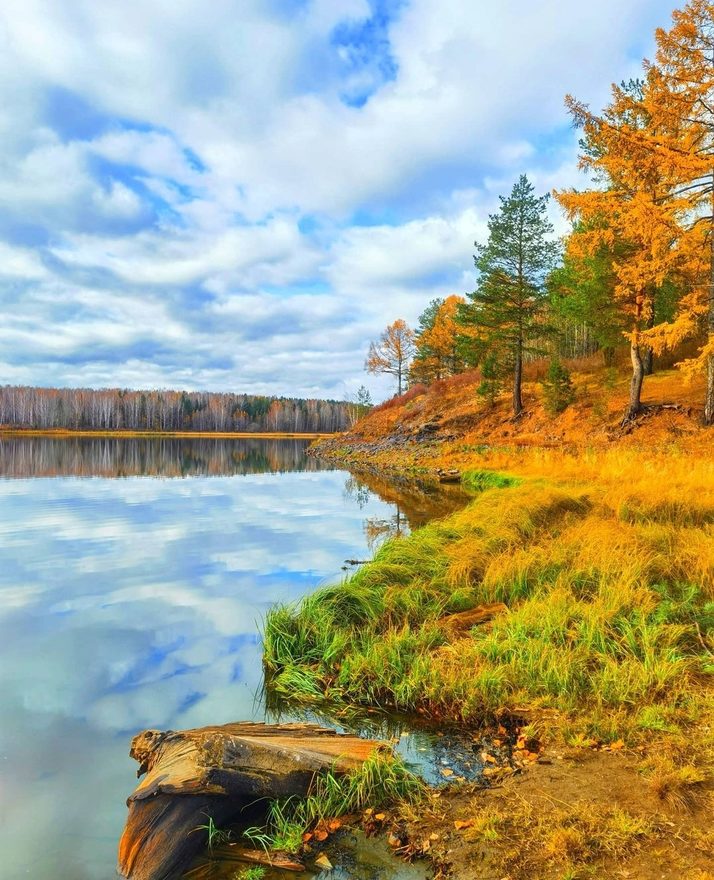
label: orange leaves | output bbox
[411,295,466,384]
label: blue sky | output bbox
[0,0,677,399]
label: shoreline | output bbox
[262,436,714,879]
[0,429,338,439]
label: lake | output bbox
[0,437,464,880]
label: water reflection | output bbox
[0,436,326,478]
[343,470,468,549]
[0,440,465,880]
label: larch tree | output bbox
[556,76,687,422]
[643,0,714,422]
[365,319,416,395]
[411,295,466,383]
[459,175,559,418]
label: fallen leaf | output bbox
[375,813,386,821]
[302,832,313,843]
[328,819,342,832]
[441,768,454,777]
[610,739,625,751]
[313,829,328,842]
[454,819,475,830]
[315,853,333,870]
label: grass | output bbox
[263,454,713,752]
[242,750,423,854]
[461,468,522,491]
[234,869,266,880]
[193,813,233,853]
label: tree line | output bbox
[0,386,351,433]
[367,0,714,424]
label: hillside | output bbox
[328,359,711,460]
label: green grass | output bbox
[242,750,423,854]
[234,869,266,880]
[263,477,713,741]
[192,813,233,853]
[461,468,522,492]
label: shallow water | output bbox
[0,438,464,880]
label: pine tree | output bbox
[460,175,559,417]
[541,358,576,415]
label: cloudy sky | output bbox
[0,0,677,399]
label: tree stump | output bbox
[118,721,381,880]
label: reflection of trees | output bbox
[342,469,468,543]
[364,508,406,551]
[0,437,332,478]
[342,475,372,509]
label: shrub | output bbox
[541,358,575,415]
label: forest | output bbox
[0,385,351,434]
[367,0,714,425]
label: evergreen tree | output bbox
[541,358,576,415]
[476,353,502,407]
[460,175,559,417]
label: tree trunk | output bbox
[118,722,381,880]
[513,344,523,418]
[624,341,645,423]
[602,347,616,368]
[643,346,654,376]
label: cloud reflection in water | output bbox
[0,439,405,880]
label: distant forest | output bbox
[0,386,351,433]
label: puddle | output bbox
[394,727,486,786]
[188,829,431,880]
[305,828,431,879]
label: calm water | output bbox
[0,438,462,880]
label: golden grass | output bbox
[264,446,714,755]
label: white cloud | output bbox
[0,0,679,396]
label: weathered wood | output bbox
[118,722,380,880]
[441,602,508,637]
[208,843,306,872]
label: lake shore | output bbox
[261,418,714,878]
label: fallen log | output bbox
[117,721,380,880]
[199,843,306,872]
[440,602,508,637]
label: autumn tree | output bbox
[556,75,688,421]
[410,294,466,383]
[642,0,714,422]
[365,319,416,395]
[459,175,559,418]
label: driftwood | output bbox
[118,722,380,880]
[441,602,508,637]
[189,844,306,873]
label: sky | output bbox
[0,0,678,400]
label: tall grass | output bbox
[263,455,713,740]
[243,750,423,853]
